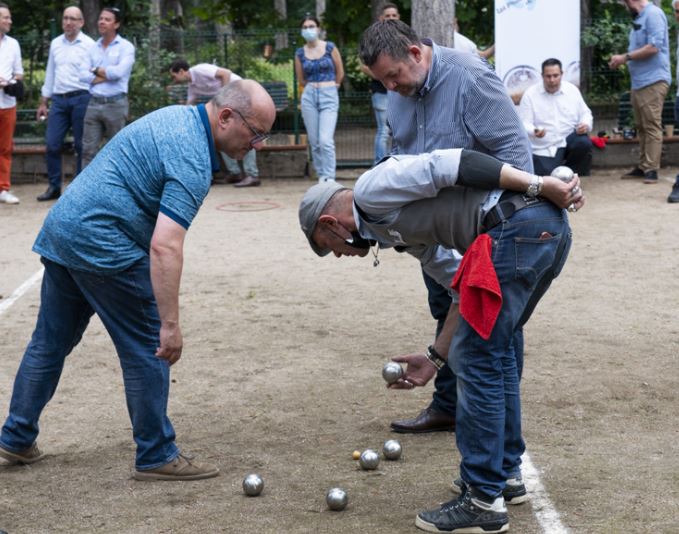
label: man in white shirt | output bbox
[453,18,495,60]
[518,58,593,176]
[169,59,261,187]
[79,7,135,168]
[0,2,23,204]
[36,6,95,201]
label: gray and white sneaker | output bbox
[416,489,509,533]
[452,477,529,505]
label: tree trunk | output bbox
[149,0,161,76]
[411,0,455,47]
[316,0,326,20]
[161,0,185,54]
[371,0,389,22]
[274,0,288,51]
[82,0,101,37]
[580,0,591,94]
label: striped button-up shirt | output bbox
[79,34,135,97]
[384,41,533,290]
[41,32,95,98]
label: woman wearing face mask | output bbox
[294,15,344,182]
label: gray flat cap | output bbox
[299,181,348,256]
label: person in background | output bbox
[294,15,344,182]
[79,7,135,168]
[609,0,670,184]
[36,6,95,202]
[518,58,593,176]
[0,2,23,205]
[169,59,261,187]
[454,17,495,60]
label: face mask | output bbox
[301,28,318,42]
[345,231,375,250]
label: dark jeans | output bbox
[423,271,524,416]
[45,92,90,187]
[532,131,592,177]
[0,257,179,469]
[453,203,571,499]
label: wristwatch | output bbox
[625,53,632,62]
[425,345,446,370]
[526,175,543,198]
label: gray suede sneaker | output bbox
[134,453,219,481]
[0,442,45,465]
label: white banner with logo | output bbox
[495,0,580,104]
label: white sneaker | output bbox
[0,190,19,204]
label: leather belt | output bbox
[482,191,544,232]
[54,89,89,98]
[90,93,127,104]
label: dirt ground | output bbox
[1,169,678,534]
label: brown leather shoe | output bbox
[234,175,261,188]
[390,407,455,434]
[134,453,219,481]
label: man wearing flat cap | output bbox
[299,148,583,533]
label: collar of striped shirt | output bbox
[418,38,438,98]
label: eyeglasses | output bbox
[63,16,83,21]
[232,109,269,146]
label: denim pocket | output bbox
[514,233,562,289]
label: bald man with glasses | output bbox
[37,6,95,201]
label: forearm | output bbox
[150,245,183,327]
[432,303,460,359]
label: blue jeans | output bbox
[221,149,259,177]
[0,257,179,470]
[451,202,571,499]
[301,85,339,182]
[45,92,90,187]
[425,271,524,416]
[371,92,390,165]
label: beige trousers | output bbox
[631,81,669,172]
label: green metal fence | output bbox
[12,25,677,168]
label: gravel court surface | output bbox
[0,171,677,533]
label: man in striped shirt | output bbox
[359,19,533,532]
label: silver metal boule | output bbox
[326,487,348,511]
[550,165,574,183]
[359,448,380,470]
[242,473,264,496]
[382,362,403,384]
[382,439,402,460]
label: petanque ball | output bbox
[383,439,402,460]
[359,449,380,470]
[550,165,574,183]
[382,362,403,384]
[242,473,264,496]
[326,487,348,511]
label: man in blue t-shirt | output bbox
[610,0,671,183]
[0,80,275,481]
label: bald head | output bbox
[208,79,277,160]
[211,79,276,129]
[62,6,84,39]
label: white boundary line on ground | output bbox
[522,451,570,534]
[0,268,44,317]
